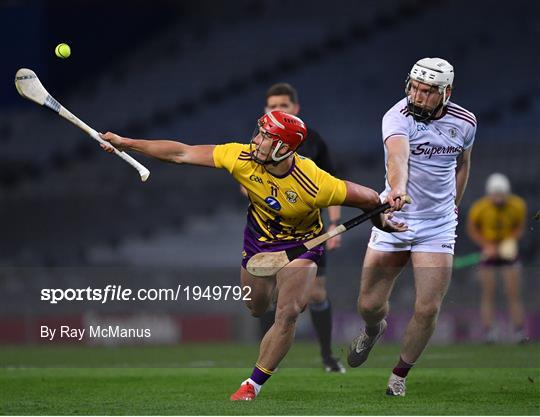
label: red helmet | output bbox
[257,111,307,151]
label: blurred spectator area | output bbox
[0,0,539,270]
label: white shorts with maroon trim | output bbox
[368,211,458,254]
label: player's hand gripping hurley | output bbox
[247,195,411,277]
[14,68,150,182]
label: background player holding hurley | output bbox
[100,110,408,401]
[467,173,528,343]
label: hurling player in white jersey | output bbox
[347,57,476,396]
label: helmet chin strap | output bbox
[270,140,293,162]
[406,80,450,122]
[442,87,450,105]
[250,139,293,165]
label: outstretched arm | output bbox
[342,181,407,233]
[385,135,409,211]
[342,181,380,211]
[99,132,216,167]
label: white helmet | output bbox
[486,173,511,195]
[409,58,454,92]
[406,57,454,121]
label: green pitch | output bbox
[1,342,539,415]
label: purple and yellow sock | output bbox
[250,363,274,386]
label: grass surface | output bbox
[1,342,539,415]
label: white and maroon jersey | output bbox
[380,98,476,219]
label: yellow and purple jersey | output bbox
[213,143,347,242]
[467,195,527,242]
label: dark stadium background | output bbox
[1,0,539,351]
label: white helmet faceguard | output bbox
[405,57,454,122]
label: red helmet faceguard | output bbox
[250,111,307,164]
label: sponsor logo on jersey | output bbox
[417,124,428,131]
[411,141,464,159]
[249,174,263,183]
[285,190,298,203]
[441,243,454,249]
[264,196,282,211]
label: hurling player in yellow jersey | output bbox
[256,83,345,374]
[467,173,528,343]
[100,111,407,401]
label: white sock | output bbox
[244,378,262,395]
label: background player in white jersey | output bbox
[99,111,407,401]
[347,58,476,396]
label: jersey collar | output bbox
[266,155,296,179]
